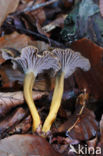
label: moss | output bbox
[61,0,103,46]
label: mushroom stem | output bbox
[24,72,41,132]
[42,72,64,133]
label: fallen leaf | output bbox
[58,108,98,141]
[0,32,50,65]
[0,107,27,137]
[0,91,48,117]
[9,115,32,134]
[58,92,98,141]
[0,64,24,87]
[71,38,103,99]
[0,134,63,156]
[0,0,20,26]
[0,32,32,51]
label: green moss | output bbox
[61,0,103,46]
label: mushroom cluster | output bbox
[1,46,91,135]
[1,46,60,133]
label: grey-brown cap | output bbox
[52,48,91,78]
[1,48,20,58]
[11,46,60,76]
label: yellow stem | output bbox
[42,72,64,133]
[24,72,41,132]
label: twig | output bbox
[67,90,88,134]
[67,103,86,133]
[13,0,58,16]
[3,23,65,48]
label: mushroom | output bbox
[42,48,91,134]
[1,46,60,132]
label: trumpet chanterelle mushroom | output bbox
[42,48,91,134]
[1,46,60,132]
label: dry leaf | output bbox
[0,0,20,26]
[0,107,27,137]
[9,115,32,134]
[57,92,98,141]
[0,134,63,156]
[58,96,98,141]
[71,38,103,99]
[58,108,98,141]
[0,32,50,64]
[0,64,24,87]
[0,32,32,51]
[0,91,48,116]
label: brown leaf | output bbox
[0,0,20,26]
[0,107,27,136]
[0,32,50,65]
[58,108,98,141]
[0,32,32,51]
[0,134,63,156]
[71,38,103,99]
[0,91,48,117]
[0,64,24,87]
[9,115,32,134]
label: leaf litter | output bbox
[0,0,103,156]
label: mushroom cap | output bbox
[1,48,20,60]
[52,48,91,78]
[13,46,60,76]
